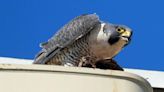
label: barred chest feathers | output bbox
[46,31,92,66]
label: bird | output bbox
[33,14,132,69]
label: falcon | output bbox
[33,14,132,69]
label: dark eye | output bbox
[116,27,125,33]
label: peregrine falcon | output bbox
[33,14,132,69]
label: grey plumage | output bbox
[33,14,132,67]
[34,14,100,65]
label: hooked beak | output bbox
[121,30,132,45]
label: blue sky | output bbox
[0,0,164,71]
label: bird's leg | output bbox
[78,56,96,68]
[78,57,123,71]
[95,59,124,71]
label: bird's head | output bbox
[89,23,132,59]
[105,23,132,46]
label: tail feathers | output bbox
[33,47,61,64]
[33,50,47,64]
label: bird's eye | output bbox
[116,27,125,33]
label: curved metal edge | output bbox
[0,64,153,92]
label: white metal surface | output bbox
[125,68,164,88]
[0,64,152,92]
[0,57,32,64]
[0,57,163,89]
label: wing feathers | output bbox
[33,14,100,64]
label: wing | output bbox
[33,14,100,64]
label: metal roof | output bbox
[0,63,153,92]
[0,57,163,89]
